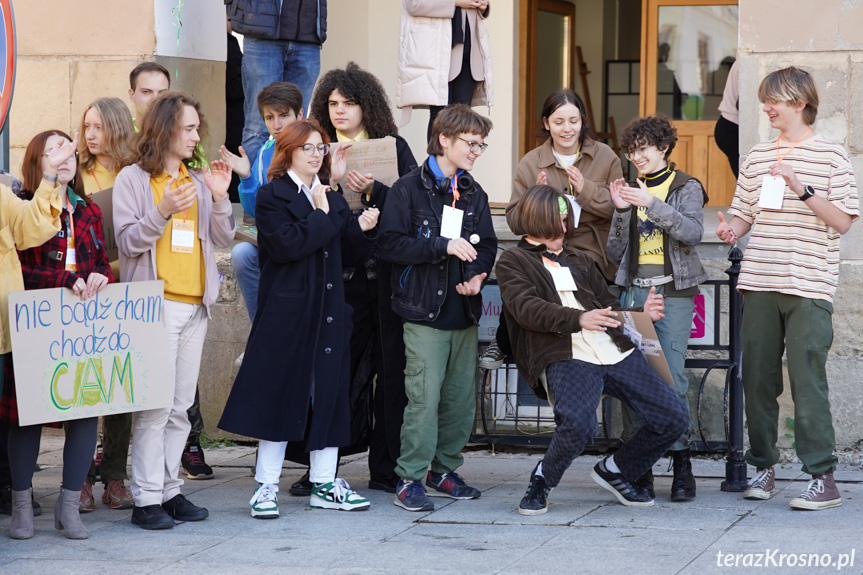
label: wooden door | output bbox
[640,0,738,205]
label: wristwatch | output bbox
[799,185,816,202]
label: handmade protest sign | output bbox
[615,311,674,386]
[332,136,399,210]
[8,281,172,426]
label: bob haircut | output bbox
[537,88,595,147]
[267,119,331,183]
[257,81,304,118]
[619,115,678,160]
[511,185,575,241]
[757,66,819,126]
[21,130,88,204]
[136,91,208,176]
[427,104,493,156]
[78,97,136,173]
[129,61,171,91]
[309,62,398,140]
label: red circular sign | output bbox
[0,0,16,133]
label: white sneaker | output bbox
[310,478,370,511]
[249,483,279,519]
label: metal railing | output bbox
[472,248,747,491]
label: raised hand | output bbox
[346,170,375,195]
[616,178,654,208]
[219,145,252,179]
[204,160,232,202]
[716,211,736,244]
[44,131,80,177]
[535,171,548,186]
[579,307,621,331]
[157,180,196,220]
[358,207,379,231]
[329,142,353,185]
[609,178,631,210]
[566,165,584,193]
[312,184,330,214]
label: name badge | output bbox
[440,205,464,239]
[564,195,582,228]
[171,219,195,253]
[549,266,577,292]
[66,248,77,271]
[758,175,786,210]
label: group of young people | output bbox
[0,54,855,540]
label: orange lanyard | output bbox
[776,127,811,163]
[541,256,560,268]
[450,178,460,208]
[89,170,104,191]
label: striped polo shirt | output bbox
[727,135,859,303]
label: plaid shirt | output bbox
[16,190,114,290]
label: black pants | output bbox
[541,352,689,487]
[428,33,478,141]
[714,115,739,179]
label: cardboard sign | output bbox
[8,281,172,425]
[90,187,118,262]
[616,311,674,386]
[332,137,400,210]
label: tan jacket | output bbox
[0,181,62,353]
[397,0,493,124]
[506,138,623,281]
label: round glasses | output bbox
[301,143,330,156]
[458,137,489,154]
[623,146,654,161]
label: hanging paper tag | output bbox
[171,219,195,253]
[549,266,577,292]
[66,248,77,271]
[565,195,582,228]
[758,175,785,210]
[440,205,464,239]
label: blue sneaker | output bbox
[394,479,434,512]
[426,471,481,500]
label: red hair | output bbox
[21,130,88,204]
[267,119,331,183]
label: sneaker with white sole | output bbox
[743,466,775,500]
[310,478,370,511]
[249,483,279,519]
[789,473,842,510]
[478,339,506,370]
[590,457,654,507]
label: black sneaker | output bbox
[632,469,656,500]
[161,494,209,521]
[478,339,506,370]
[518,463,552,516]
[289,473,313,496]
[368,476,399,493]
[131,504,174,530]
[0,485,41,516]
[181,444,214,480]
[590,457,654,507]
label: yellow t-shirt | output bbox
[637,173,674,265]
[82,161,116,196]
[150,164,205,304]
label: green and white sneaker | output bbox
[310,478,370,511]
[249,483,279,519]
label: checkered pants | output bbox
[541,352,689,488]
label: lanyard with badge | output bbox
[171,184,196,253]
[64,201,78,272]
[553,146,582,228]
[441,177,465,239]
[759,127,811,210]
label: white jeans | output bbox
[130,300,208,506]
[255,441,338,486]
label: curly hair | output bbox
[309,62,398,140]
[78,97,136,174]
[135,91,208,176]
[619,115,678,160]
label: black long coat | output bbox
[218,175,374,450]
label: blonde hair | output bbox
[78,97,136,173]
[757,67,819,126]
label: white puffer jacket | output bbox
[396,0,494,125]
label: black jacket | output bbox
[378,159,497,324]
[228,0,327,45]
[218,175,373,447]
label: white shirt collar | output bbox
[286,169,322,193]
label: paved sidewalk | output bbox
[1,437,861,574]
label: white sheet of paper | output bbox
[440,206,464,239]
[759,175,786,210]
[565,195,582,228]
[549,266,577,292]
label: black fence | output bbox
[472,248,748,491]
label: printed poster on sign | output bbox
[8,281,172,426]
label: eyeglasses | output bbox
[43,151,78,161]
[623,146,654,161]
[301,143,330,156]
[458,137,488,154]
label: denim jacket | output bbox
[607,170,708,291]
[378,160,497,324]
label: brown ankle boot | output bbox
[10,489,34,539]
[54,487,89,539]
